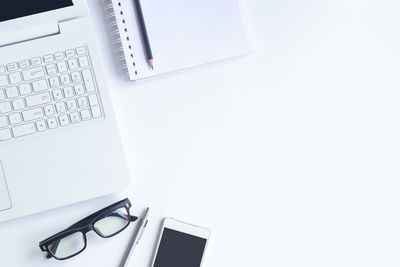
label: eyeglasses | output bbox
[39,198,138,260]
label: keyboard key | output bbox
[74,84,85,96]
[63,87,74,98]
[19,83,31,95]
[55,102,66,113]
[12,98,25,110]
[25,92,51,107]
[0,66,5,74]
[77,96,88,108]
[70,112,81,124]
[0,102,11,114]
[22,67,45,81]
[6,63,18,72]
[43,54,54,63]
[76,46,86,55]
[12,123,36,138]
[9,72,22,84]
[44,105,55,116]
[9,113,22,125]
[32,79,48,92]
[80,109,91,121]
[5,86,18,98]
[19,60,30,69]
[45,64,57,75]
[60,74,71,85]
[68,59,79,70]
[0,129,11,141]
[66,99,77,111]
[36,120,47,132]
[0,116,8,127]
[47,117,58,129]
[65,49,75,58]
[0,75,9,87]
[56,61,68,73]
[78,56,89,68]
[49,76,60,88]
[88,94,101,118]
[0,90,5,101]
[54,52,65,60]
[71,71,82,83]
[30,57,42,66]
[22,107,44,121]
[52,89,63,101]
[82,69,95,92]
[59,115,70,126]
[88,94,99,106]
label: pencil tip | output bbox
[149,59,154,70]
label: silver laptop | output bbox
[0,0,130,222]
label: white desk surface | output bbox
[2,0,400,266]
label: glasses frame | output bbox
[39,198,138,260]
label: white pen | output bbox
[120,207,150,267]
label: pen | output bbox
[133,0,154,70]
[120,207,150,267]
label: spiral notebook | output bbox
[103,0,250,81]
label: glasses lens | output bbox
[48,232,85,259]
[94,207,130,237]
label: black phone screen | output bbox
[153,228,208,267]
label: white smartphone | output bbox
[150,217,211,267]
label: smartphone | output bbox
[150,218,211,267]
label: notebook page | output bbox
[121,0,249,80]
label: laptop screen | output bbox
[0,1,73,22]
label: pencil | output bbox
[133,0,154,70]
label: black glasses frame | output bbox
[39,198,138,260]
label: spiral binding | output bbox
[103,0,138,81]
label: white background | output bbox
[2,0,400,266]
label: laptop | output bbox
[0,0,130,222]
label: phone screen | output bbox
[153,228,207,267]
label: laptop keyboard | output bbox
[0,45,104,142]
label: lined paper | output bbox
[110,0,249,80]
